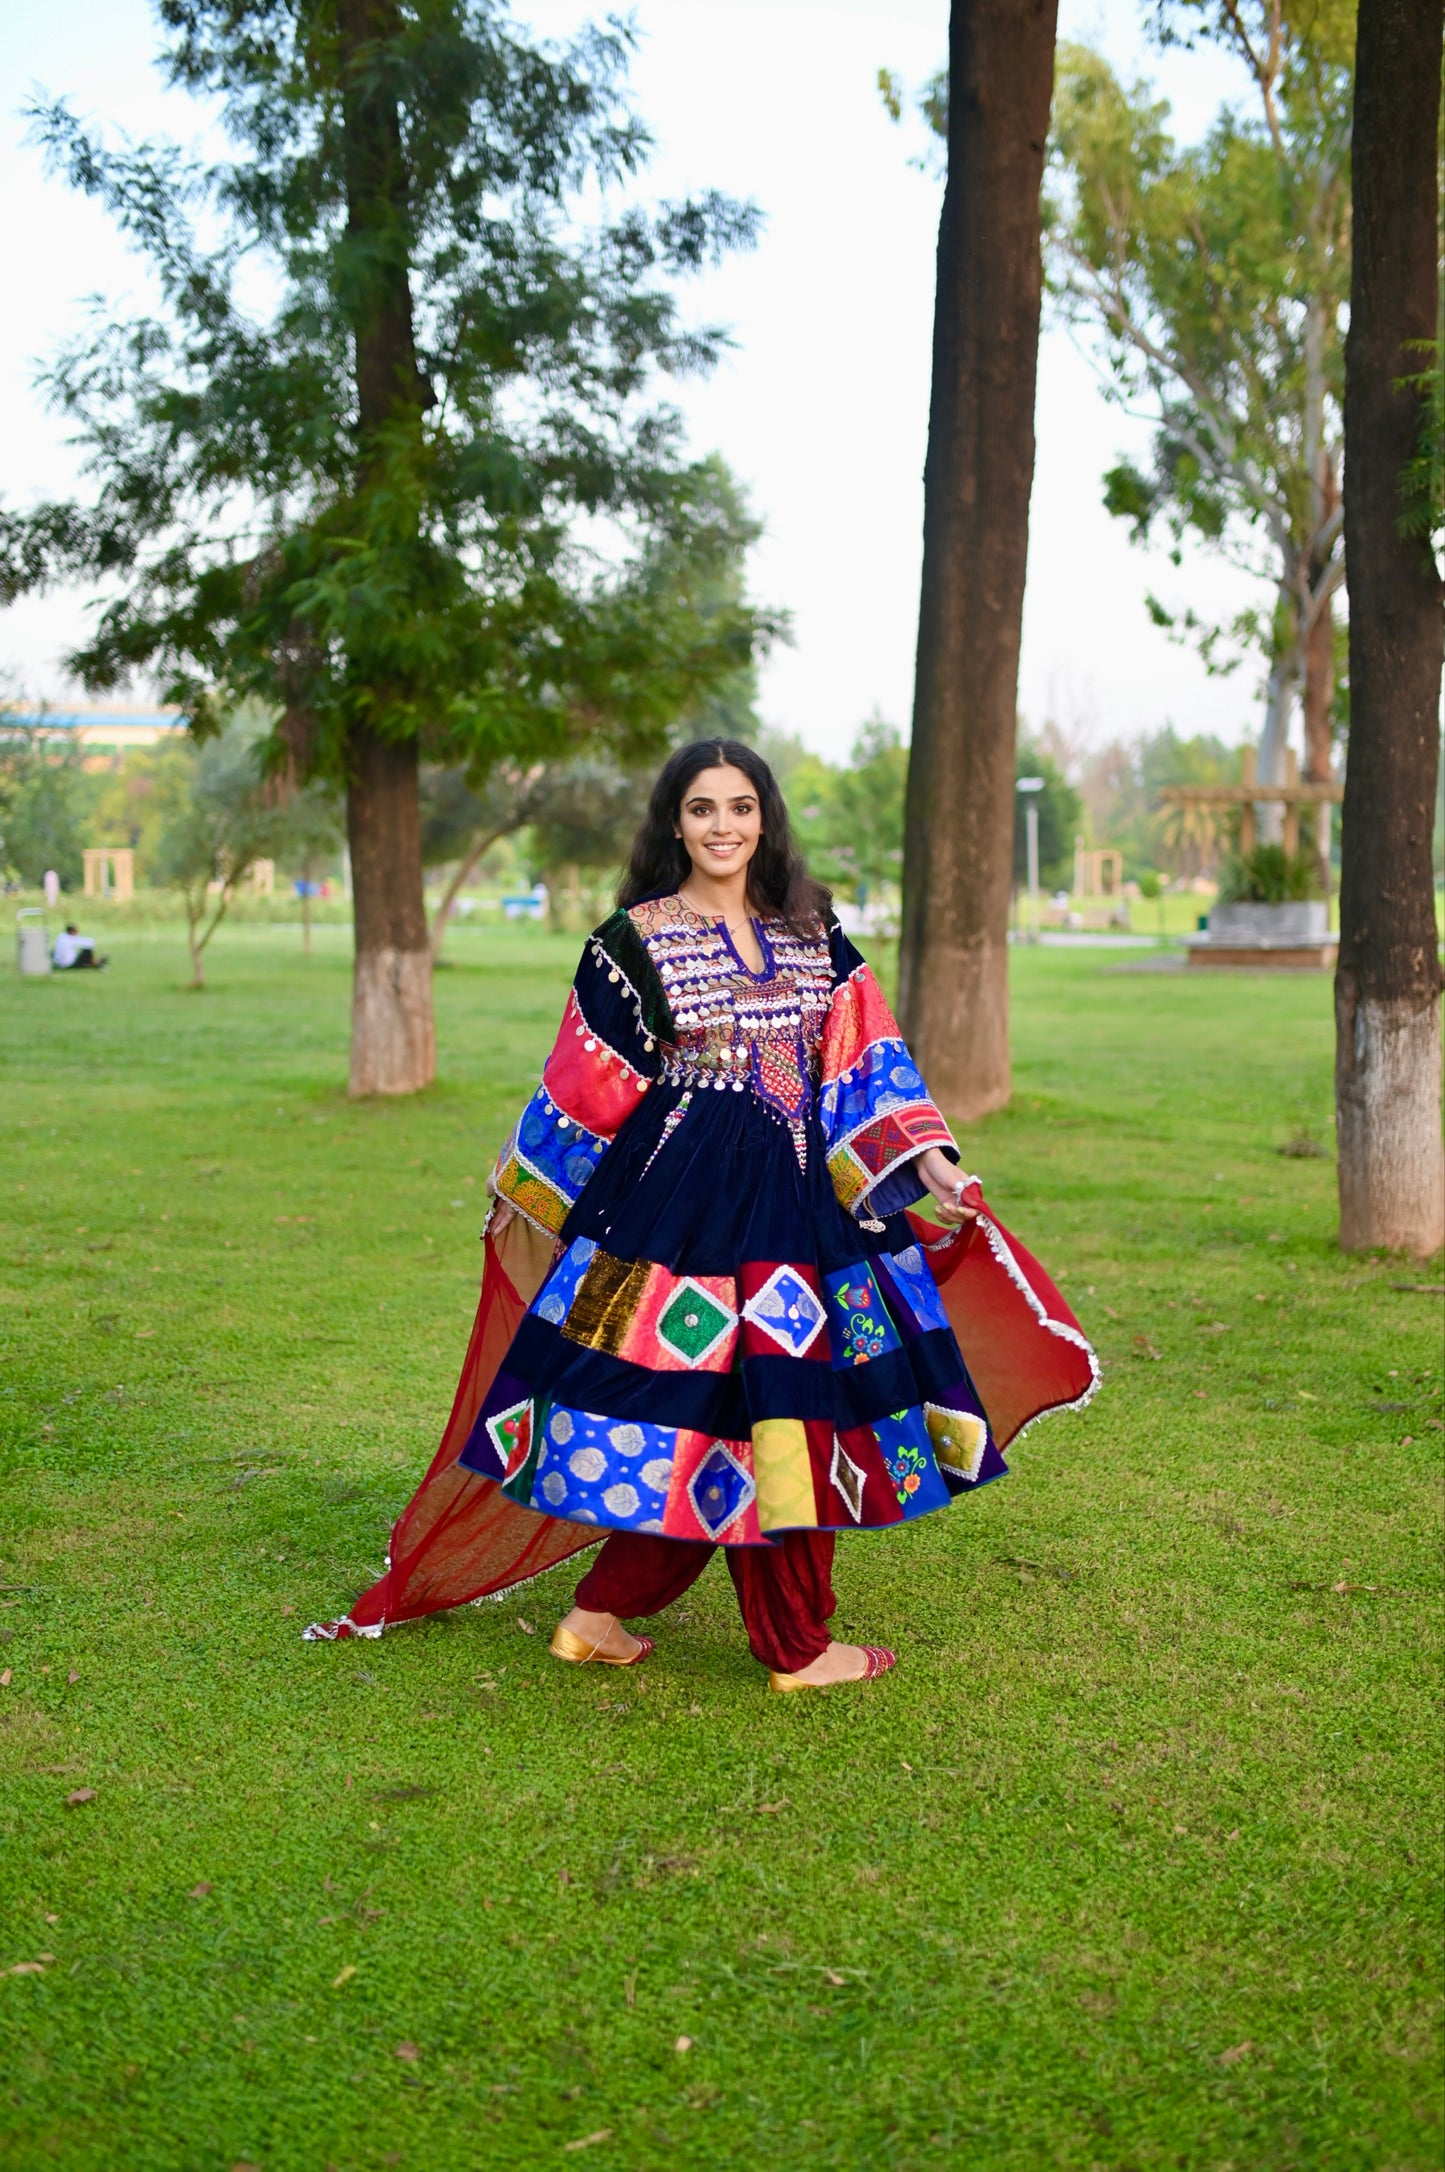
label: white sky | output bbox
[0,0,1263,762]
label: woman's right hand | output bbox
[488,1197,517,1236]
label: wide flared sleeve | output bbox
[489,909,674,1236]
[819,924,958,1221]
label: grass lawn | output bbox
[0,924,1440,2172]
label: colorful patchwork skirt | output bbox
[456,1080,1006,1544]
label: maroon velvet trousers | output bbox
[574,1529,837,1674]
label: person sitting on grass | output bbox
[51,924,107,970]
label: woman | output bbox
[308,741,1096,1687]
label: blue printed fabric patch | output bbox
[688,1441,756,1540]
[872,1407,953,1516]
[526,1405,676,1531]
[825,1262,903,1367]
[882,1242,951,1335]
[819,1038,928,1144]
[530,1236,599,1326]
[515,1086,610,1203]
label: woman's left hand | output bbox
[917,1147,982,1226]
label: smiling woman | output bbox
[307,739,1097,1688]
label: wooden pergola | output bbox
[1158,746,1343,865]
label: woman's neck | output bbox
[680,866,752,924]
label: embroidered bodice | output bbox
[620,893,833,1158]
[489,891,956,1236]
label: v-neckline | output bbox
[717,913,771,982]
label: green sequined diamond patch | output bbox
[656,1281,734,1366]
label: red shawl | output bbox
[304,1207,1096,1642]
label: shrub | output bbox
[1217,844,1323,905]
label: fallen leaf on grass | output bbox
[332,1965,357,1988]
[623,1971,637,2009]
[563,2134,613,2154]
[1225,1828,1241,1841]
[0,1670,10,1688]
[136,1328,156,1339]
[394,2041,420,2062]
[1102,1305,1120,1321]
[280,1605,296,1618]
[517,1616,535,1635]
[1199,1321,1231,1335]
[674,2036,693,2054]
[9,1962,47,1975]
[1132,1335,1163,1361]
[1217,2040,1253,2066]
[189,1883,212,1899]
[64,1789,96,1807]
[756,1798,789,1814]
[822,1969,847,1987]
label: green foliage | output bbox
[1217,843,1324,904]
[1014,742,1081,891]
[0,722,87,889]
[0,927,1437,2164]
[1079,726,1243,879]
[1,4,774,787]
[1046,12,1351,715]
[783,717,908,904]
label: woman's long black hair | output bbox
[618,739,831,936]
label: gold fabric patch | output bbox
[562,1250,653,1356]
[495,1155,568,1235]
[751,1418,816,1532]
[924,1404,986,1479]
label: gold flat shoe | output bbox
[769,1645,896,1693]
[549,1622,655,1668]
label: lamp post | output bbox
[1017,776,1043,942]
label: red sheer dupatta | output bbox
[304,1218,600,1642]
[906,1206,1098,1448]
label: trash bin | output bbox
[16,908,50,976]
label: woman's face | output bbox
[674,763,763,885]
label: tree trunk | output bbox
[1335,0,1445,1258]
[338,0,436,1095]
[1302,586,1335,886]
[348,727,434,1095]
[897,0,1059,1118]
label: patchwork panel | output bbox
[486,1398,534,1482]
[751,1417,819,1532]
[561,1251,653,1356]
[872,1407,954,1516]
[820,1035,930,1145]
[739,1262,828,1359]
[492,1149,571,1236]
[514,1083,611,1196]
[527,1405,676,1531]
[880,1242,951,1336]
[661,1429,763,1543]
[687,1439,757,1539]
[824,1263,903,1367]
[818,961,900,1083]
[924,1401,988,1482]
[655,1279,737,1368]
[531,1236,599,1326]
[542,988,652,1137]
[829,1433,867,1523]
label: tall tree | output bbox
[0,1,763,1094]
[897,0,1060,1117]
[1047,6,1353,852]
[1335,0,1444,1257]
